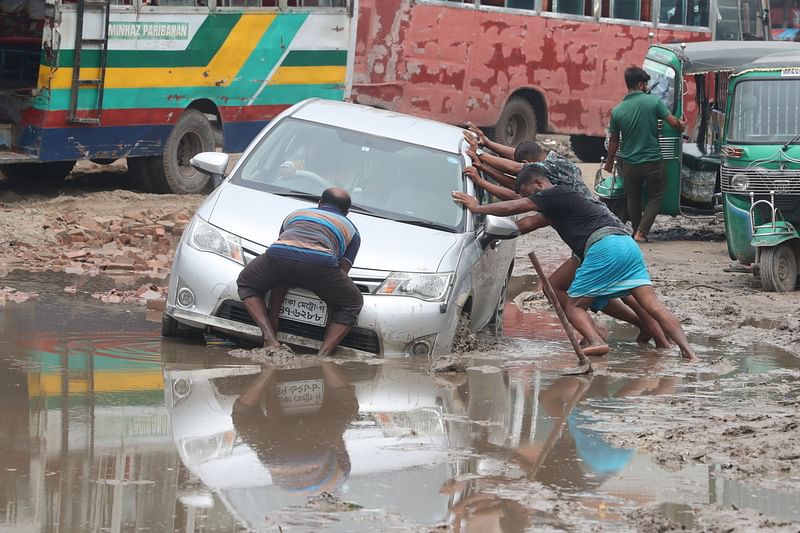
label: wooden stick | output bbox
[528,252,590,368]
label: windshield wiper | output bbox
[271,189,320,201]
[349,203,379,215]
[349,204,457,232]
[391,216,458,233]
[783,133,800,152]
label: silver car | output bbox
[162,99,518,357]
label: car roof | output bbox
[733,50,800,74]
[651,41,800,74]
[289,99,465,154]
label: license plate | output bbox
[277,379,324,415]
[278,291,328,327]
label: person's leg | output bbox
[242,297,281,349]
[636,161,667,240]
[623,162,644,237]
[564,296,609,356]
[552,258,609,343]
[620,294,671,348]
[237,254,282,349]
[630,285,697,360]
[267,287,288,334]
[305,266,364,357]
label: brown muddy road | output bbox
[1,161,799,531]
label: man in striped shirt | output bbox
[237,188,363,356]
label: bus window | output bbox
[611,0,640,19]
[552,0,585,15]
[660,0,710,26]
[506,0,535,8]
[297,0,346,5]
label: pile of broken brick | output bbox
[2,207,194,307]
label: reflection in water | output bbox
[2,292,800,531]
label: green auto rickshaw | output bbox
[595,41,799,224]
[721,50,800,292]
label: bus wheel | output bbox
[495,96,537,147]
[570,135,607,163]
[0,161,76,183]
[759,243,797,292]
[150,109,215,194]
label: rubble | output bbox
[0,286,38,305]
[90,283,168,306]
[0,189,201,306]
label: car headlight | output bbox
[731,173,749,192]
[187,218,244,264]
[376,272,452,301]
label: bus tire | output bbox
[495,96,537,147]
[0,160,76,183]
[570,135,607,163]
[151,109,215,194]
[759,243,797,292]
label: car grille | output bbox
[215,300,381,354]
[720,165,800,195]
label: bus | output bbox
[0,0,768,193]
[351,0,770,162]
[0,0,355,193]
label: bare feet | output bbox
[583,342,609,357]
[636,330,652,345]
[681,347,698,362]
[633,231,649,244]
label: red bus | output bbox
[351,0,769,161]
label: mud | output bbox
[2,161,800,530]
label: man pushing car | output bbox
[237,187,363,356]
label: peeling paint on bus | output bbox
[353,0,707,136]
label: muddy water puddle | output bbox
[1,276,799,531]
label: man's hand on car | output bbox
[466,122,488,146]
[452,191,479,211]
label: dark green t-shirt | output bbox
[609,91,670,165]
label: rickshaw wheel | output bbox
[601,197,629,224]
[759,243,798,292]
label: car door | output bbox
[468,184,514,330]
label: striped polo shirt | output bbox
[266,204,361,267]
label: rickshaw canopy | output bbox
[650,41,800,74]
[732,50,800,75]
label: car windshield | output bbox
[643,58,677,113]
[230,118,465,232]
[728,79,800,144]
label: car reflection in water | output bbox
[165,359,455,529]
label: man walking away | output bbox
[237,188,363,356]
[604,67,686,243]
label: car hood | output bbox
[206,184,460,273]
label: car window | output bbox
[231,118,466,232]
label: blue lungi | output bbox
[567,234,652,311]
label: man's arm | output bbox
[604,131,620,173]
[480,152,523,175]
[479,162,517,190]
[452,191,539,216]
[466,123,516,159]
[340,232,360,273]
[517,213,551,235]
[464,166,519,201]
[664,113,687,132]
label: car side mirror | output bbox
[479,215,520,248]
[190,152,229,189]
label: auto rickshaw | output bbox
[595,41,798,222]
[720,50,800,291]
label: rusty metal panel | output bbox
[353,0,708,136]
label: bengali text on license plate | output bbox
[279,292,328,326]
[277,379,324,414]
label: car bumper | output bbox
[166,243,455,357]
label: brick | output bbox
[63,250,88,260]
